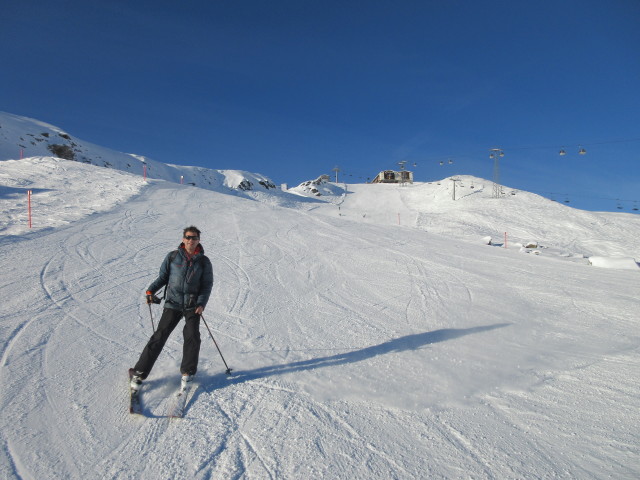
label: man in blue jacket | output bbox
[131,226,214,390]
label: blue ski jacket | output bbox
[147,244,213,311]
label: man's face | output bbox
[183,231,200,251]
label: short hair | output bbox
[183,226,201,237]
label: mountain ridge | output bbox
[2,111,639,261]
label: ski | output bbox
[167,382,194,419]
[128,368,143,415]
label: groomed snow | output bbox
[0,157,639,479]
[588,256,639,270]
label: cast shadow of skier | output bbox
[200,322,511,392]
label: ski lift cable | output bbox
[502,137,640,152]
[530,190,639,204]
[408,136,640,165]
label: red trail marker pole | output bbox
[27,190,32,228]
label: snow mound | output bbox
[290,175,346,198]
[588,256,639,270]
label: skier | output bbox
[130,226,214,392]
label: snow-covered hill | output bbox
[290,175,640,262]
[0,154,639,479]
[3,110,639,263]
[0,111,278,196]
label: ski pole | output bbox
[147,303,156,333]
[201,314,232,375]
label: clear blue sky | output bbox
[2,0,639,212]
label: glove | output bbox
[146,291,161,304]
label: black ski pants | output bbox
[134,308,201,378]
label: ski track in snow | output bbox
[0,174,639,478]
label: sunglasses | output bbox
[184,235,200,241]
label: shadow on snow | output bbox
[203,323,511,390]
[0,185,52,199]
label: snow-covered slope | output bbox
[0,156,146,237]
[291,175,640,261]
[3,110,639,262]
[0,111,278,196]
[0,157,638,479]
